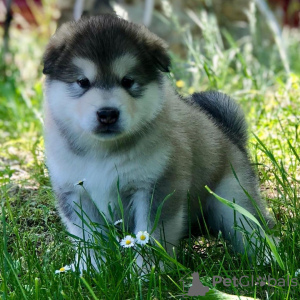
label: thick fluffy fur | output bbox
[43,15,273,270]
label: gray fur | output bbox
[56,191,76,221]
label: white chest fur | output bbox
[45,129,171,216]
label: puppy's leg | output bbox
[131,190,186,272]
[130,190,151,272]
[56,189,104,272]
[204,172,274,259]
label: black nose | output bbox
[97,108,120,125]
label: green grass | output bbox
[0,2,300,299]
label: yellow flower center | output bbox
[140,235,146,240]
[59,267,65,272]
[126,240,131,245]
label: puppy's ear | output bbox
[151,46,171,73]
[42,23,72,75]
[43,43,66,75]
[140,26,171,73]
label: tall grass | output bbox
[0,0,299,299]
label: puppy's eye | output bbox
[76,78,90,88]
[121,77,134,89]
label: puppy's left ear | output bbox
[141,26,171,73]
[151,47,171,73]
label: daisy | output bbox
[55,264,74,274]
[135,231,149,246]
[120,235,135,248]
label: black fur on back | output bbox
[191,91,248,151]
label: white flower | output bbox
[114,219,123,226]
[120,235,135,248]
[74,179,86,186]
[135,231,149,246]
[295,269,300,277]
[55,264,74,274]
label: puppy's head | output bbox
[43,15,170,143]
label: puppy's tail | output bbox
[192,91,248,151]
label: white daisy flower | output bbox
[295,269,300,277]
[135,231,149,245]
[114,219,123,226]
[55,264,74,274]
[120,235,135,248]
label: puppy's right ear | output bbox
[42,23,71,75]
[43,43,65,75]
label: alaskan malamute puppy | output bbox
[43,15,273,270]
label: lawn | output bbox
[0,2,299,299]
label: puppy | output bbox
[43,15,274,271]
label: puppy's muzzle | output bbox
[97,108,120,125]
